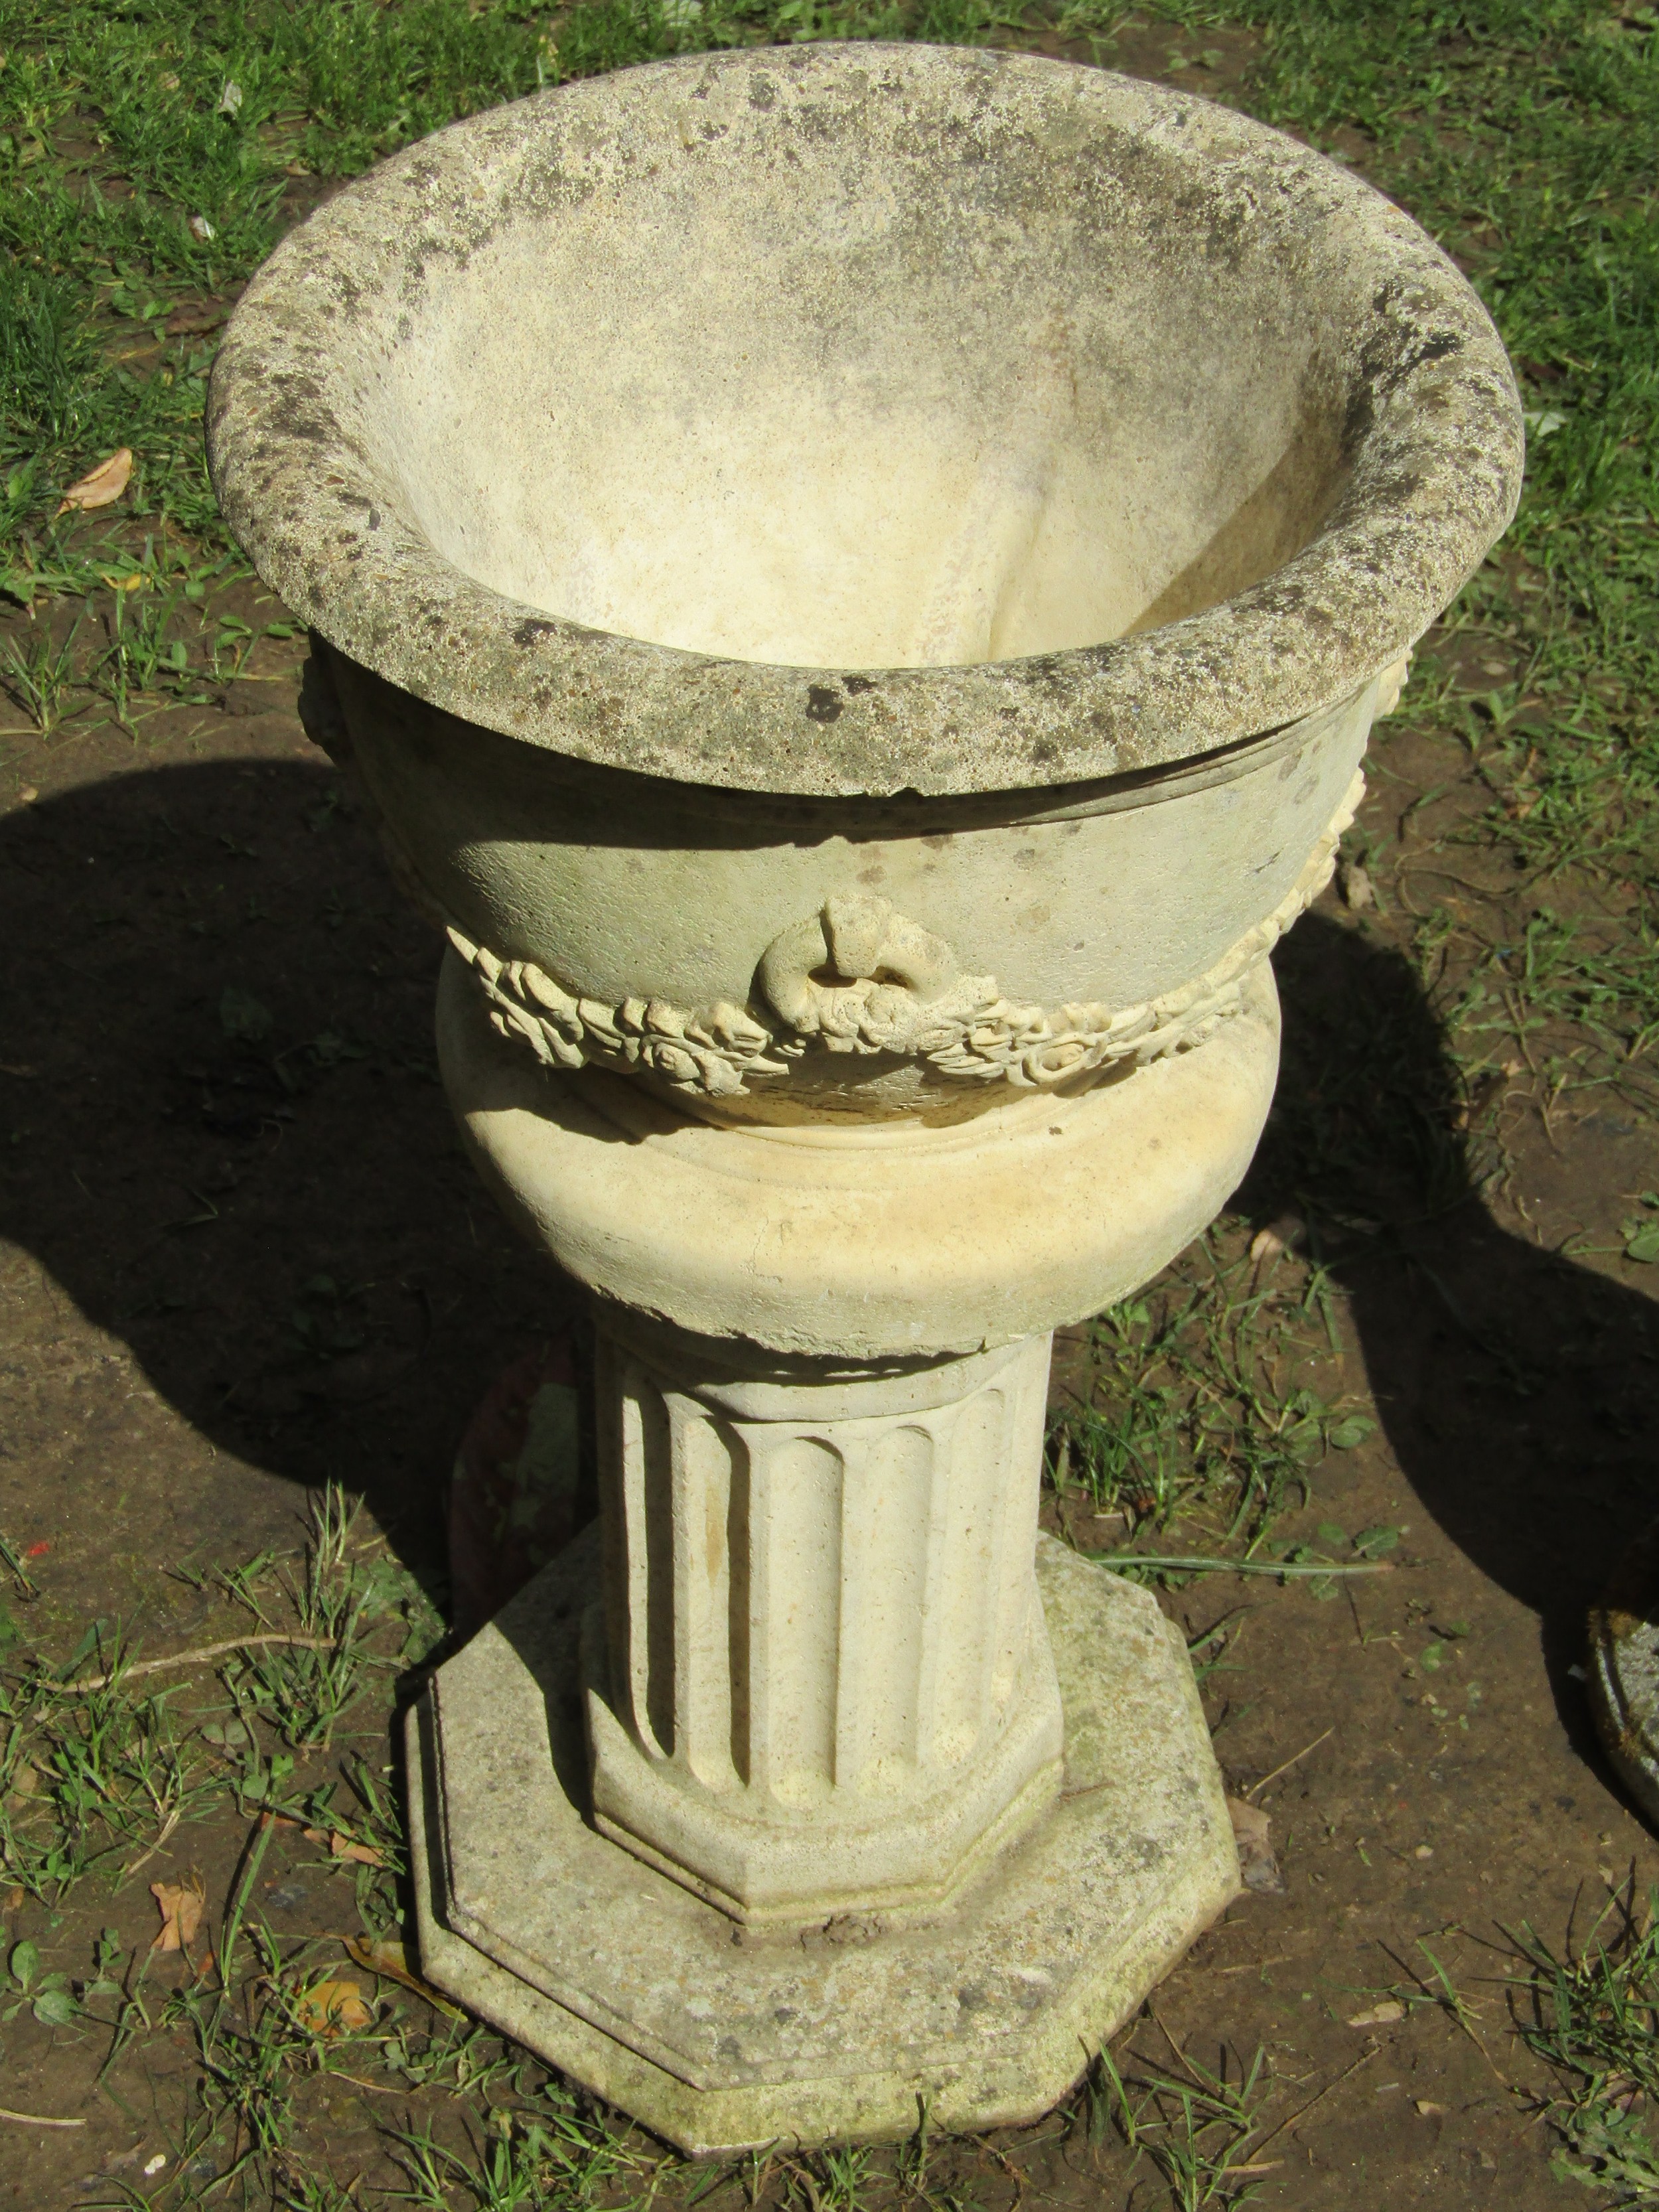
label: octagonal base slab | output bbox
[408,1527,1239,2154]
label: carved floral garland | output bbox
[450,772,1364,1100]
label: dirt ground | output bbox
[1,588,1657,2209]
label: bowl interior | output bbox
[358,76,1356,671]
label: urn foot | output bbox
[407,1524,1238,2154]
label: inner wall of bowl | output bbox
[365,106,1353,670]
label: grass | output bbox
[1046,1238,1375,1557]
[0,1484,439,1909]
[1088,2039,1273,2210]
[1512,1887,1659,2201]
[0,1492,559,2206]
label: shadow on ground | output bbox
[3,763,1654,1727]
[1242,913,1658,1771]
[0,755,571,1582]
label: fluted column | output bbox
[584,1324,1064,1930]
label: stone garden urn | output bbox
[208,45,1522,2152]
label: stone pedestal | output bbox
[404,948,1282,2148]
[586,1326,1062,1931]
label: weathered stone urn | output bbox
[209,44,1522,2152]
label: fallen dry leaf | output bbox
[164,300,227,338]
[56,448,133,515]
[295,1977,374,2037]
[344,1933,466,2020]
[149,1874,205,1954]
[302,1824,384,1867]
[1226,1796,1285,1894]
[1347,1999,1407,2027]
[1338,858,1374,911]
[1248,1213,1306,1268]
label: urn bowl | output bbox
[208,44,1522,1120]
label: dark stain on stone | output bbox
[805,686,843,723]
[842,675,876,695]
[514,619,557,648]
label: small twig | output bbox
[1147,1998,1189,2070]
[1250,2044,1379,2159]
[1246,1728,1335,1802]
[1344,1577,1368,1647]
[121,1803,182,1881]
[968,2132,1025,2212]
[0,2106,86,2128]
[62,1634,334,1694]
[0,1532,38,1599]
[1094,1555,1393,1579]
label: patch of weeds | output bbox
[0,1932,82,2026]
[216,1484,402,1756]
[0,1658,210,1903]
[1088,2037,1273,2209]
[1511,1887,1659,2199]
[389,2075,655,2210]
[776,2143,883,2212]
[0,604,85,731]
[96,577,194,722]
[1048,1234,1376,1566]
[0,1489,437,1905]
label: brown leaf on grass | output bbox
[343,1933,466,2020]
[302,1824,384,1866]
[1347,1999,1407,2027]
[149,1874,205,1953]
[56,449,133,515]
[1226,1797,1285,1894]
[1337,858,1374,911]
[164,300,227,338]
[1248,1213,1306,1268]
[295,1978,374,2037]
